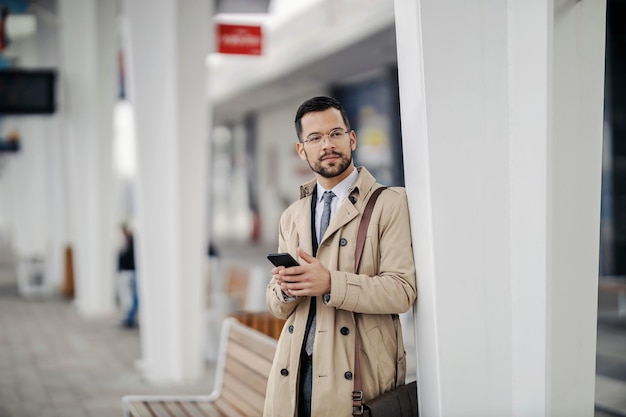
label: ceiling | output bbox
[211,24,399,125]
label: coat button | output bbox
[344,371,353,380]
[281,368,289,376]
[339,238,348,246]
[288,325,294,333]
[349,196,357,204]
[340,327,350,335]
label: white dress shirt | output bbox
[315,168,359,242]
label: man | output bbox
[118,223,137,328]
[265,96,417,417]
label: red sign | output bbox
[217,24,263,55]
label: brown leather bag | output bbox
[352,187,419,417]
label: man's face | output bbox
[296,108,356,181]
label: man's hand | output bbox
[274,248,331,297]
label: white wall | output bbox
[0,117,50,257]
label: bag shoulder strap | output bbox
[353,186,387,416]
[354,186,387,274]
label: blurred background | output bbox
[0,0,624,416]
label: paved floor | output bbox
[0,244,625,417]
[0,284,216,417]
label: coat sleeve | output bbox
[325,188,417,314]
[266,210,306,319]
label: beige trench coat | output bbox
[264,167,417,417]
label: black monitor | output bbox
[0,69,56,115]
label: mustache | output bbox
[320,151,343,160]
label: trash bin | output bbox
[17,255,51,298]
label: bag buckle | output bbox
[352,390,364,416]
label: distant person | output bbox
[208,242,219,258]
[264,96,417,417]
[118,223,137,328]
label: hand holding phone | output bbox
[267,253,300,268]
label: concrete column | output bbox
[549,2,606,414]
[36,14,66,293]
[0,8,62,294]
[58,0,117,316]
[394,1,606,416]
[123,0,211,382]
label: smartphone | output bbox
[267,253,300,268]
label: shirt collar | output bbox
[316,168,359,204]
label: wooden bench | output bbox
[122,317,277,417]
[229,311,285,340]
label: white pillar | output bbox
[394,1,606,416]
[0,10,62,294]
[123,0,211,382]
[58,0,117,316]
[549,2,606,414]
[37,15,67,294]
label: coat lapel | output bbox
[323,199,358,241]
[318,167,378,246]
[298,178,317,256]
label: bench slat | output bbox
[221,389,260,417]
[224,352,269,395]
[128,401,154,417]
[221,372,265,414]
[197,398,243,417]
[227,342,273,378]
[214,396,248,417]
[163,402,193,417]
[147,402,175,417]
[228,323,277,360]
[225,352,267,396]
[180,402,212,417]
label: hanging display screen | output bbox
[0,69,56,115]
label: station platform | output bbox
[0,281,216,417]
[0,241,624,417]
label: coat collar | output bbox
[299,166,377,204]
[298,167,379,247]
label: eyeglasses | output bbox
[302,129,350,146]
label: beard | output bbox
[305,149,353,179]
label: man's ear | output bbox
[296,142,307,161]
[350,130,357,151]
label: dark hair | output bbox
[294,96,351,141]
